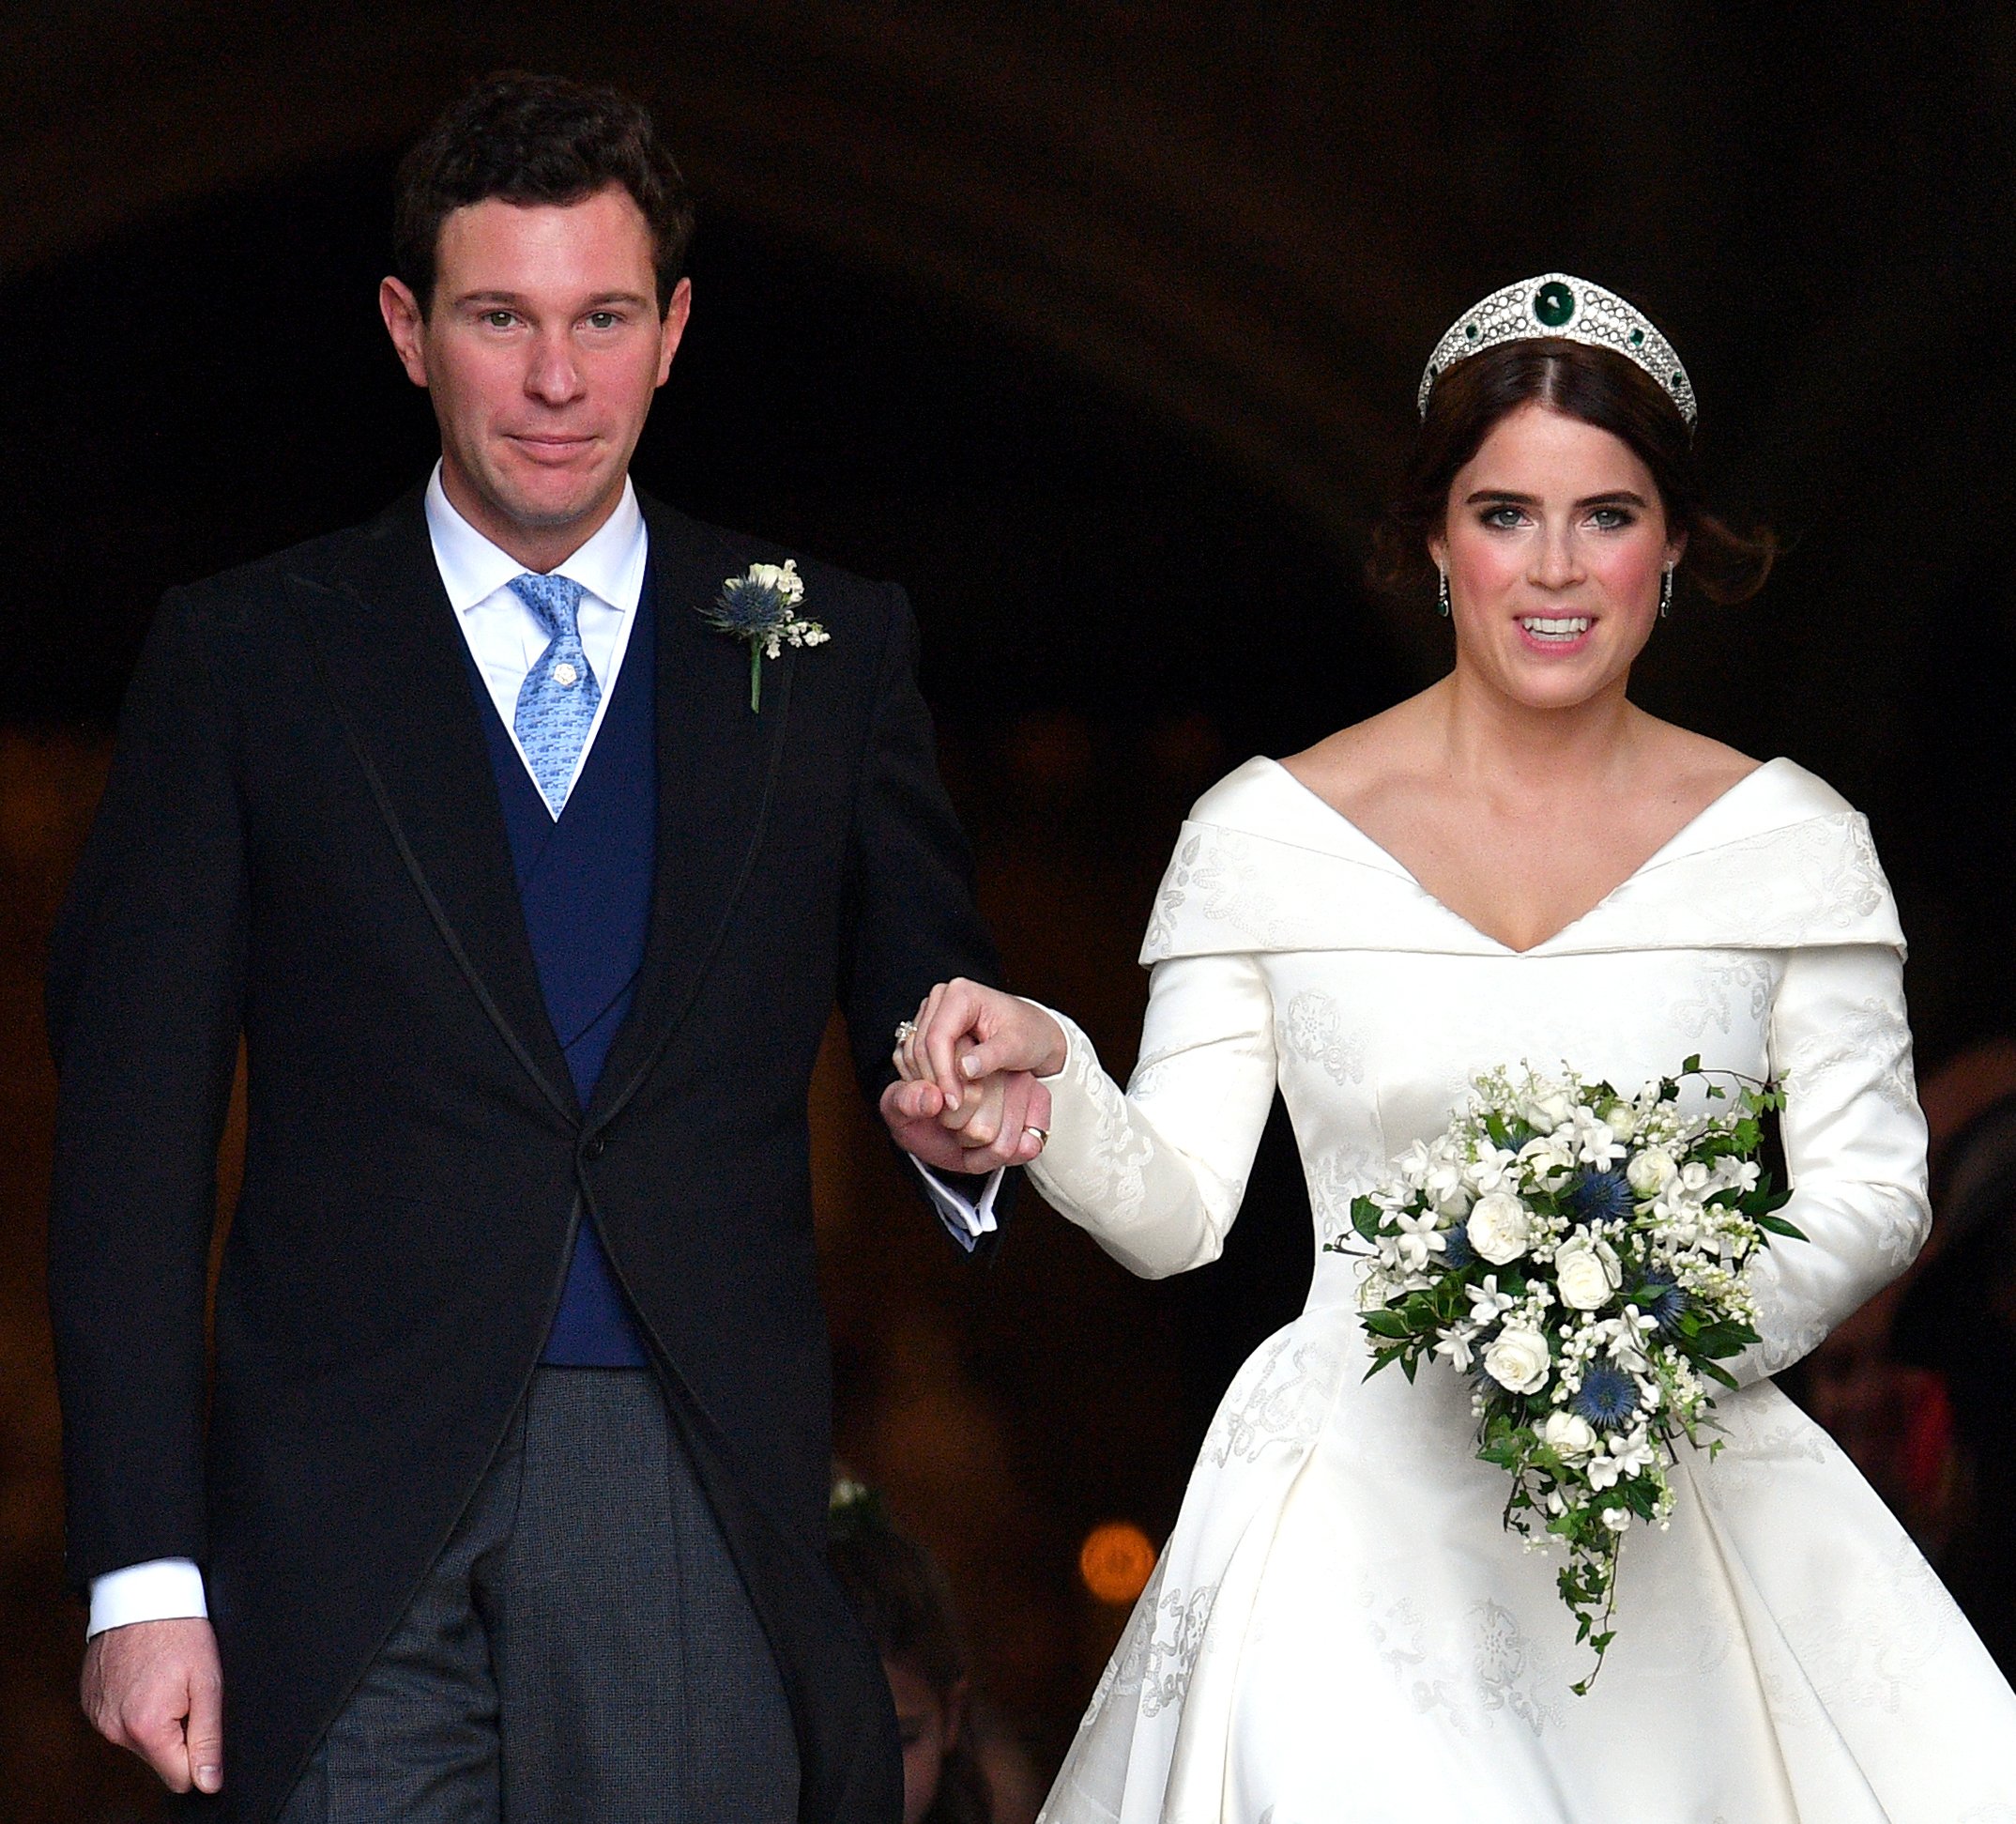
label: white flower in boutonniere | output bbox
[700,559,831,712]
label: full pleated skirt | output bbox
[1039,1278,2016,1824]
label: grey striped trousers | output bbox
[279,1367,799,1823]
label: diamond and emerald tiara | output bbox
[1416,274,1696,429]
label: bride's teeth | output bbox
[1521,617,1590,636]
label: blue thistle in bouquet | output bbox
[1329,1056,1803,1693]
[1567,1170,1635,1226]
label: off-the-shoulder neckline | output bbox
[1254,756,1791,956]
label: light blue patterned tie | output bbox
[510,573,602,815]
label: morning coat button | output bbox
[582,1136,606,1161]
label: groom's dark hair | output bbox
[394,71,695,317]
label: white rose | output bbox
[1601,1507,1631,1533]
[1520,1087,1573,1133]
[1555,1239,1621,1311]
[1627,1146,1677,1197]
[1519,1134,1577,1188]
[1467,1192,1534,1265]
[1541,1410,1597,1460]
[1600,1099,1639,1142]
[1482,1325,1551,1395]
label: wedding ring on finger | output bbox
[1024,1126,1049,1152]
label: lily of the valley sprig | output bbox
[702,559,830,712]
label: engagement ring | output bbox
[893,1019,918,1044]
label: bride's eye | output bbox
[1479,505,1527,530]
[1587,506,1637,531]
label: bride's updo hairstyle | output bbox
[1367,337,1777,607]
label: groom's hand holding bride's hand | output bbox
[878,978,1069,1173]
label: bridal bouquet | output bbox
[1331,1059,1801,1691]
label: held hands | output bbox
[82,1617,223,1796]
[878,979,1069,1173]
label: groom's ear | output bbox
[655,277,693,387]
[379,277,431,389]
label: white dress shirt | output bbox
[87,467,997,1636]
[428,463,649,816]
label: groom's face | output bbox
[380,185,689,562]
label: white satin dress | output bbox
[1029,756,2016,1824]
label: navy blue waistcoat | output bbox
[459,580,657,1366]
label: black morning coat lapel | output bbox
[289,489,580,1131]
[584,496,796,1133]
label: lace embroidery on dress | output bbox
[1357,1580,1566,1740]
[1047,1021,1158,1225]
[1699,1403,1837,1503]
[1278,991,1365,1086]
[1667,956,1776,1039]
[1139,1582,1219,1718]
[1144,825,1291,957]
[1082,1563,1161,1725]
[1761,1538,1954,1720]
[1782,996,1922,1117]
[1141,830,1201,958]
[1471,1599,1569,1736]
[1307,1142,1381,1248]
[1199,1331,1340,1467]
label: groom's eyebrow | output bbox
[452,288,655,310]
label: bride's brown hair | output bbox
[1367,338,1777,608]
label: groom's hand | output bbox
[82,1617,223,1795]
[881,1068,1051,1173]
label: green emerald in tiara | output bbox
[1415,271,1697,431]
[1533,281,1577,329]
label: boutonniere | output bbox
[700,559,830,712]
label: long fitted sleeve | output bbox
[47,588,246,1586]
[1739,940,1930,1381]
[1027,952,1277,1278]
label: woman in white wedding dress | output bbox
[887,277,2016,1822]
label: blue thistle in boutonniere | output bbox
[700,559,830,712]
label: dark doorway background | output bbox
[6,6,2016,1814]
[0,150,1399,743]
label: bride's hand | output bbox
[894,979,1068,1107]
[880,1062,1051,1174]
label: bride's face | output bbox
[1428,402,1684,711]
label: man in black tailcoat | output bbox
[47,73,1044,1823]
